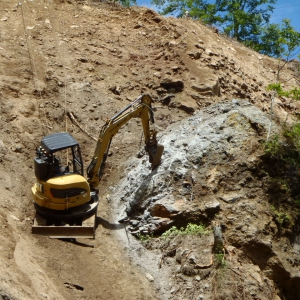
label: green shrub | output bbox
[215,253,226,268]
[266,83,300,100]
[263,124,300,188]
[263,134,281,158]
[162,223,210,239]
[284,124,300,153]
[137,233,153,242]
[270,205,291,226]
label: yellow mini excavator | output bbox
[31,94,164,238]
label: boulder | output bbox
[148,203,172,218]
[191,77,220,97]
[113,100,272,231]
[150,217,174,233]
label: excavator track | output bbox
[32,193,99,239]
[32,211,97,239]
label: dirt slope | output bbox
[0,0,299,299]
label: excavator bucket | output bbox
[150,144,164,170]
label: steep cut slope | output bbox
[0,0,299,299]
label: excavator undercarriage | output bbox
[32,203,98,238]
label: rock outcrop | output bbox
[113,100,300,300]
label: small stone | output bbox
[220,193,242,203]
[10,215,19,221]
[195,43,205,50]
[13,145,23,153]
[188,255,197,264]
[106,195,111,203]
[40,293,48,298]
[205,49,213,55]
[145,273,154,282]
[204,200,220,214]
[129,219,140,227]
[134,23,142,29]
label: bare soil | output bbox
[0,0,299,299]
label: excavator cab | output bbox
[34,132,84,180]
[32,132,98,218]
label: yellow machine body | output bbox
[32,174,91,210]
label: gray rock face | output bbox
[113,100,271,234]
[112,100,300,300]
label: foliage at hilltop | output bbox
[151,0,300,58]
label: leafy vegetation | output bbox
[151,0,300,58]
[263,134,281,158]
[266,84,300,101]
[137,223,210,242]
[263,19,300,142]
[137,232,153,241]
[259,19,300,58]
[120,0,136,6]
[264,124,300,160]
[263,125,300,212]
[270,205,291,226]
[162,223,210,239]
[294,198,300,207]
[215,253,226,268]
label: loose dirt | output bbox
[0,0,299,299]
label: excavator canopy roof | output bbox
[41,132,79,153]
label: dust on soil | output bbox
[0,0,299,299]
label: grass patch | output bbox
[162,223,210,239]
[137,223,210,242]
[215,253,226,268]
[137,233,153,242]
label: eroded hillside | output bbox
[0,0,299,299]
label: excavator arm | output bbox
[86,94,163,188]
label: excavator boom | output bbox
[87,94,164,188]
